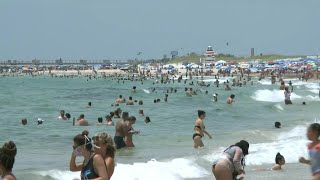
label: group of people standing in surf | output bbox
[5,68,320,180]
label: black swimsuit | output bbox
[193,126,204,139]
[114,136,126,149]
[81,153,99,180]
[193,133,202,139]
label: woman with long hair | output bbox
[93,132,116,179]
[69,130,109,180]
[0,141,17,180]
[212,140,249,180]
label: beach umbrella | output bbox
[228,61,237,65]
[216,60,226,64]
[268,61,275,65]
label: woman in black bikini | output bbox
[193,110,212,148]
[69,130,109,180]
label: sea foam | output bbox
[251,89,302,102]
[143,89,151,94]
[203,125,309,166]
[34,158,209,180]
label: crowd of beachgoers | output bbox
[1,57,320,180]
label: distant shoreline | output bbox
[1,68,319,83]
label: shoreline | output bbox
[1,68,319,83]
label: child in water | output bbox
[299,123,320,179]
[271,152,285,170]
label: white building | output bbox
[200,46,216,64]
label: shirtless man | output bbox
[114,112,129,149]
[77,114,89,126]
[115,95,125,103]
[126,96,134,105]
[227,94,235,104]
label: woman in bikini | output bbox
[69,130,109,180]
[212,140,249,180]
[193,110,212,148]
[126,116,139,148]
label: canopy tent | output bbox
[215,60,226,66]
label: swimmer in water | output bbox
[97,117,103,125]
[126,96,134,105]
[77,114,89,126]
[164,94,168,102]
[58,110,68,120]
[227,94,235,104]
[115,95,125,103]
[213,93,218,102]
[145,116,151,123]
[86,102,92,108]
[275,121,281,128]
[225,84,231,91]
[113,108,122,118]
[105,115,114,126]
[193,110,212,148]
[21,118,27,125]
[271,152,285,170]
[186,88,192,97]
[65,113,71,120]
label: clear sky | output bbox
[0,0,319,60]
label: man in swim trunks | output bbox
[114,112,129,149]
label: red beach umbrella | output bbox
[228,61,237,65]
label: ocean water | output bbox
[0,75,319,180]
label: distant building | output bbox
[201,46,216,64]
[251,48,255,57]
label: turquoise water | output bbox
[0,75,319,179]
